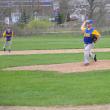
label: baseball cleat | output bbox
[8,49,11,53]
[84,63,89,66]
[3,48,6,52]
[94,54,97,62]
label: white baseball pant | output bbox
[84,43,95,64]
[3,40,12,50]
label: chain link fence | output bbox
[0,0,110,36]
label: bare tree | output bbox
[86,0,107,19]
[87,0,96,19]
[59,0,69,20]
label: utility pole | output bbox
[37,0,40,15]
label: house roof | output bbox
[0,0,53,7]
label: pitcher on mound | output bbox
[81,20,101,66]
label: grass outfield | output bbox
[0,34,110,50]
[0,70,110,106]
[0,33,110,106]
[0,52,110,106]
[0,52,110,69]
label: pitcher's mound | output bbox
[4,60,110,73]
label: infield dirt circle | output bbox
[4,60,110,73]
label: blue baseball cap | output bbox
[86,20,93,24]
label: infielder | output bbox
[81,20,101,66]
[3,27,14,52]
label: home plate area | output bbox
[4,60,110,73]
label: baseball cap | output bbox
[86,20,93,24]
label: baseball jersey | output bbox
[81,27,100,44]
[3,30,14,41]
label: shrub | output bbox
[27,19,53,30]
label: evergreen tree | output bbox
[19,10,30,24]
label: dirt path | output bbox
[1,48,110,56]
[0,104,110,110]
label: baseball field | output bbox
[0,33,110,110]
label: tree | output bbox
[87,0,96,19]
[85,0,109,27]
[19,10,30,24]
[59,0,69,21]
[86,0,106,19]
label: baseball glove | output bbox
[91,34,97,43]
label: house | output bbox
[0,0,54,24]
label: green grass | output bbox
[0,52,110,106]
[0,53,82,69]
[0,34,110,50]
[0,33,110,106]
[0,71,110,106]
[0,52,110,69]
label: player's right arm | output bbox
[12,31,14,37]
[2,31,6,42]
[81,21,86,34]
[3,31,6,37]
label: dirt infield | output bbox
[4,60,110,73]
[1,48,110,56]
[1,104,110,110]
